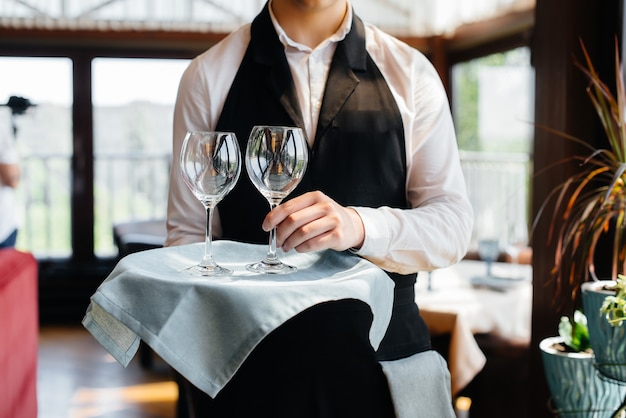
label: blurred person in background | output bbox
[0,124,21,248]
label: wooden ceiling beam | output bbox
[0,6,534,58]
[0,26,227,57]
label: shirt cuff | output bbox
[350,207,390,258]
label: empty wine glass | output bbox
[180,131,241,276]
[506,221,528,262]
[478,238,500,277]
[245,126,308,274]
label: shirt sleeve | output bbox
[353,30,473,274]
[0,131,18,164]
[165,26,249,247]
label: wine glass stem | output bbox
[201,205,217,267]
[266,202,279,264]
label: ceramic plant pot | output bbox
[540,336,626,417]
[581,281,626,383]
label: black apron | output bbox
[180,4,431,417]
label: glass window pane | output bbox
[0,57,73,257]
[451,47,534,255]
[92,58,189,257]
[453,47,534,153]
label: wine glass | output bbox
[505,221,528,264]
[180,131,241,276]
[245,126,308,274]
[477,238,500,277]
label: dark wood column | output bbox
[428,36,450,95]
[530,1,622,416]
[71,53,95,262]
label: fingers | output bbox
[262,191,365,253]
[278,202,339,252]
[261,191,320,232]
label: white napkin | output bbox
[82,241,394,397]
[380,350,456,418]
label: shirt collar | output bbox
[268,0,353,52]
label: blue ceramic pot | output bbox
[540,336,626,417]
[582,281,626,383]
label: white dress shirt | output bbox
[166,2,473,275]
[0,128,19,242]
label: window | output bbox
[0,57,73,257]
[451,47,535,255]
[0,56,190,258]
[92,58,190,256]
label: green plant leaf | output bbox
[558,310,590,351]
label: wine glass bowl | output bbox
[180,131,241,276]
[245,126,308,274]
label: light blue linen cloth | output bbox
[82,240,394,398]
[380,350,456,418]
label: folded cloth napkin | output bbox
[380,350,456,418]
[82,241,394,398]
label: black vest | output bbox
[216,5,430,360]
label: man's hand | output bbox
[262,191,365,253]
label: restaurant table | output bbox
[83,241,395,398]
[415,260,532,395]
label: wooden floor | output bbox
[38,325,178,418]
[37,325,530,418]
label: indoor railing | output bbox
[15,150,530,258]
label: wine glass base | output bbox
[246,261,297,275]
[183,264,232,277]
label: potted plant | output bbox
[581,274,626,383]
[540,310,626,417]
[600,273,626,326]
[535,38,626,295]
[535,38,626,416]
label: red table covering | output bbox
[0,248,38,418]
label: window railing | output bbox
[94,152,172,257]
[16,151,171,258]
[17,152,72,258]
[15,150,531,258]
[460,150,531,249]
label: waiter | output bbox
[166,0,473,416]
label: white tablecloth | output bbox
[82,241,394,397]
[415,260,532,394]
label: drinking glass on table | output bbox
[505,221,528,264]
[478,238,500,277]
[245,126,308,274]
[180,131,241,276]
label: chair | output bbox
[112,219,167,259]
[0,249,38,418]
